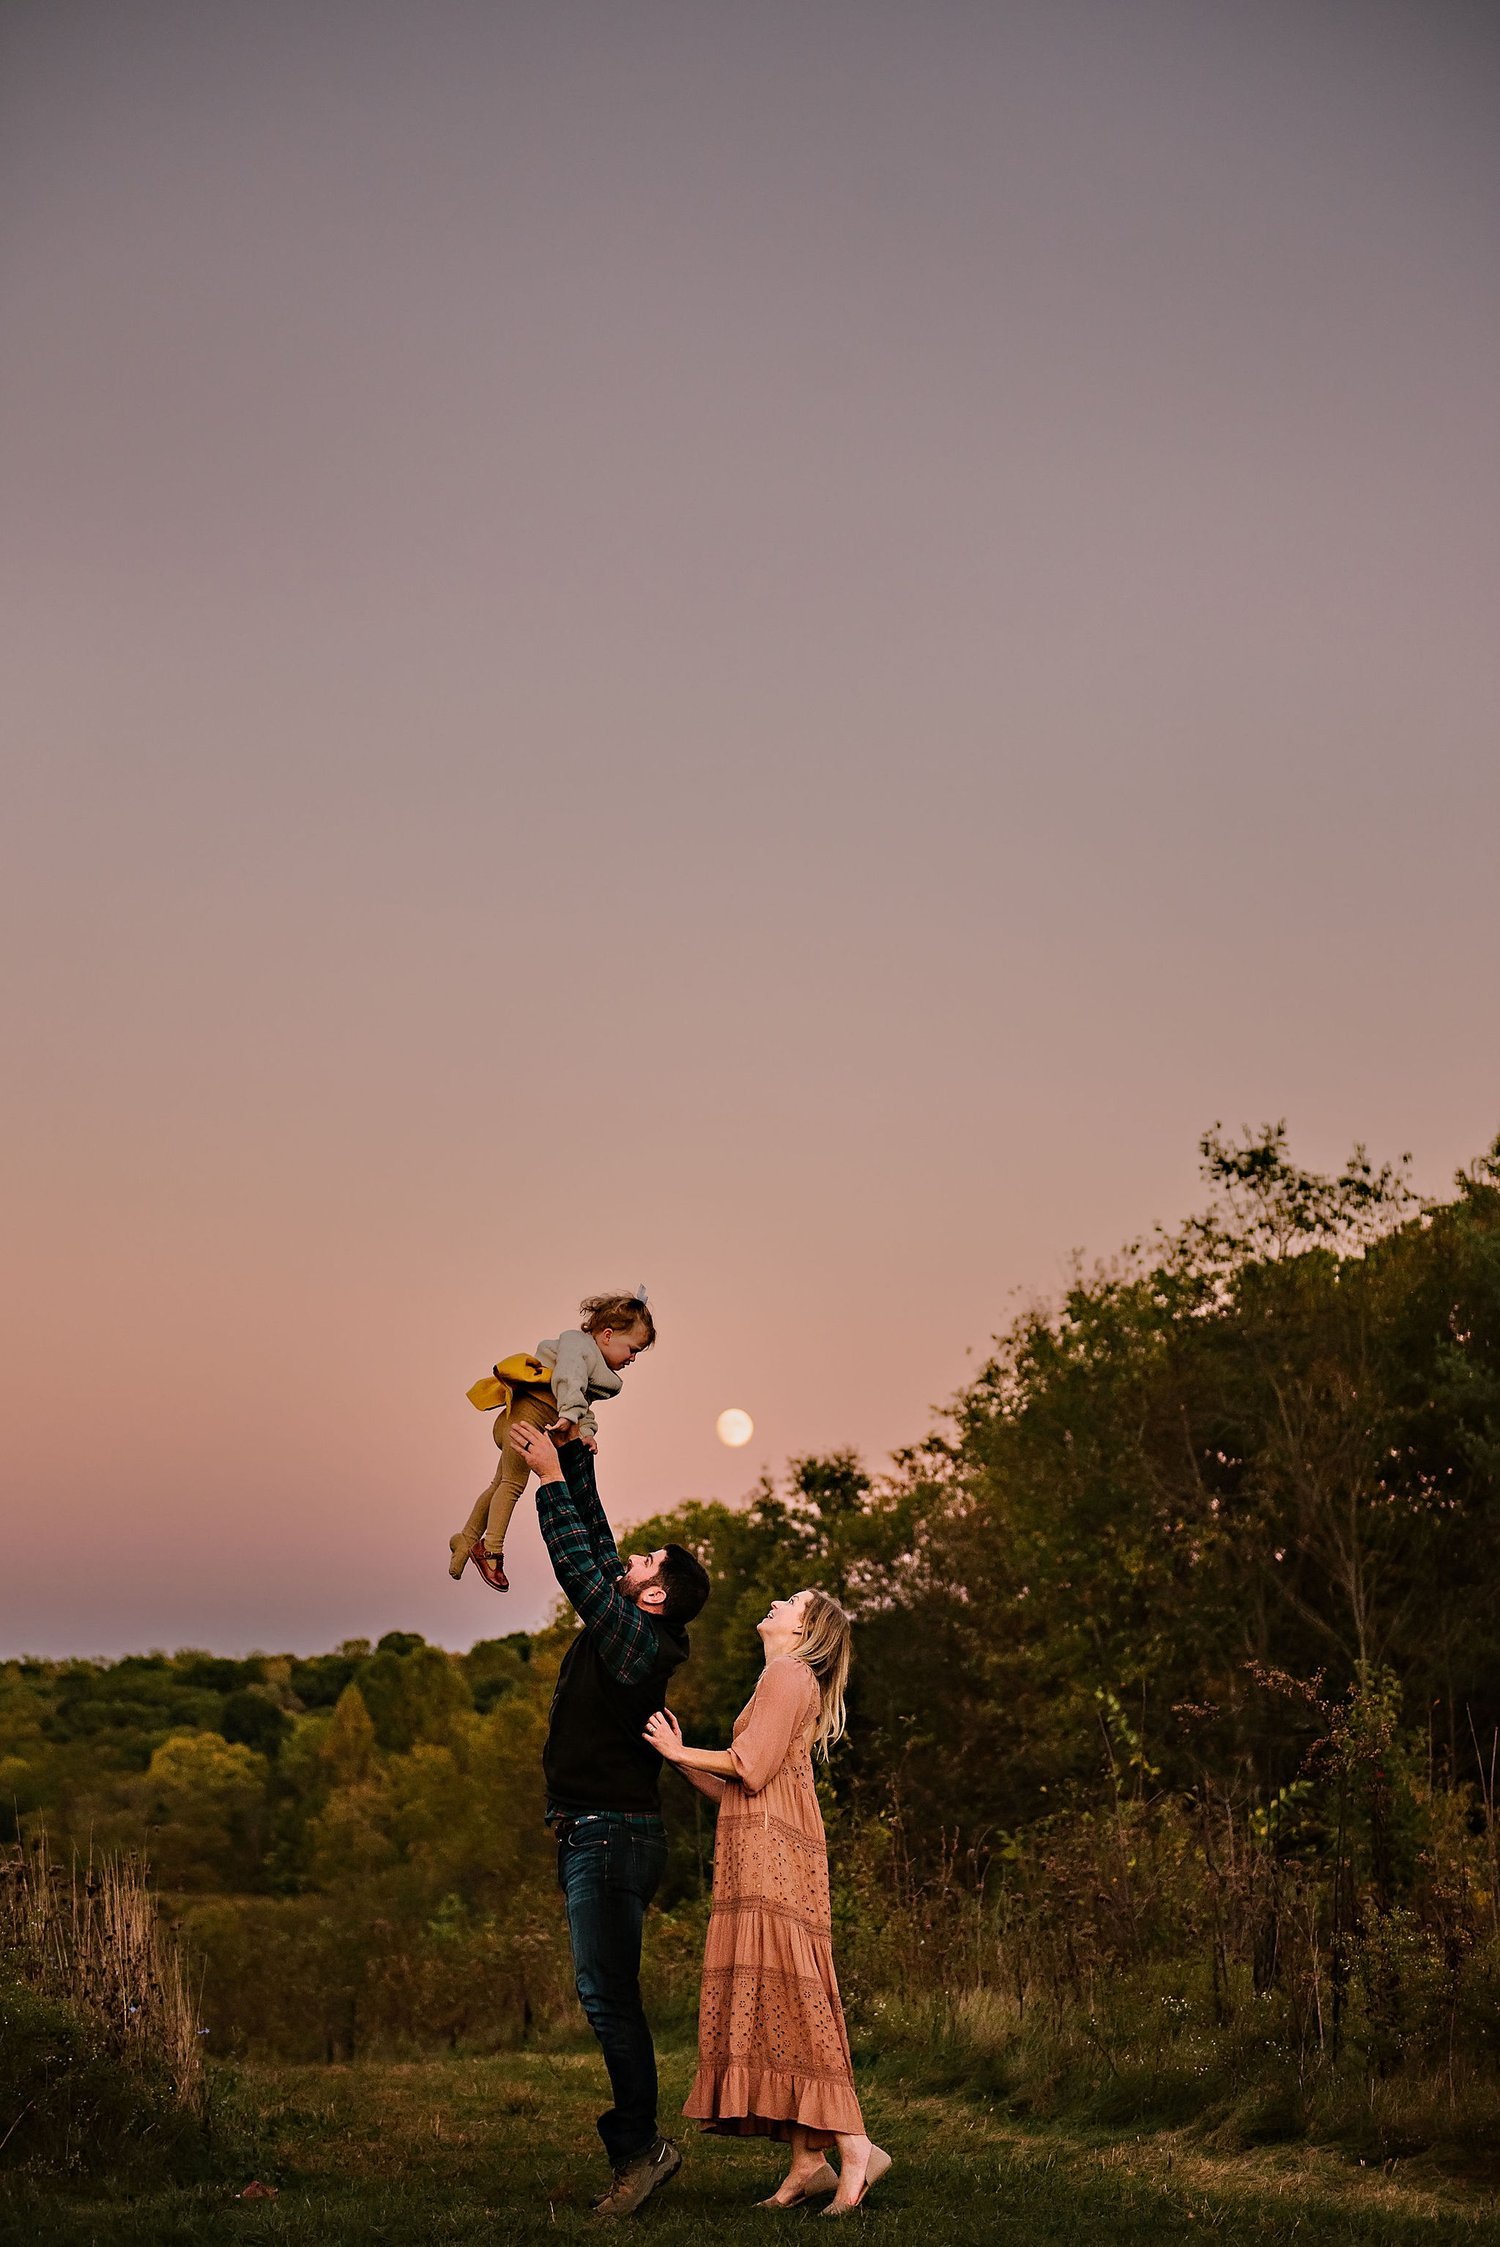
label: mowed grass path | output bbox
[4,2048,1499,2246]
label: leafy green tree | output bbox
[321,1685,377,1784]
[142,1732,269,1889]
[221,1689,292,1760]
[356,1645,472,1754]
[460,1634,532,1714]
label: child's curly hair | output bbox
[579,1292,656,1348]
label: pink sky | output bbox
[2,2,1497,1657]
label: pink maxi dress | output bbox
[680,1654,865,2147]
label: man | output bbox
[511,1418,710,2220]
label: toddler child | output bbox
[449,1288,654,1591]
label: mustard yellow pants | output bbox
[457,1382,560,1558]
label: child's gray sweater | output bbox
[535,1331,622,1438]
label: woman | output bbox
[644,1589,891,2215]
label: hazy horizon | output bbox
[4,0,1497,1660]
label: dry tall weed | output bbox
[0,1833,204,2106]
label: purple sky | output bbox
[3,1,1497,1658]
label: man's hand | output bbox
[550,1417,598,1454]
[512,1421,562,1481]
[642,1708,684,1762]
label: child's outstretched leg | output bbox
[448,1385,558,1590]
[449,1445,508,1583]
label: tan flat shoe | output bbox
[756,2159,837,2207]
[822,2146,890,2215]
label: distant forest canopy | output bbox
[4,1124,1500,2061]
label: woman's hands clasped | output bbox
[643,1707,685,1762]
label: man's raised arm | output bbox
[516,1426,660,1687]
[556,1438,623,1577]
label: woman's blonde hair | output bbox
[793,1590,853,1759]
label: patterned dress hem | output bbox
[684,2063,864,2146]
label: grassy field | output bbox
[3,2047,1499,2247]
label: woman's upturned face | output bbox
[759,1589,814,1639]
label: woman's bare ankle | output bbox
[826,2135,871,2208]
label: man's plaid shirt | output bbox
[534,1460,662,1687]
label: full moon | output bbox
[716,1408,754,1448]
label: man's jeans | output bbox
[556,1814,669,2167]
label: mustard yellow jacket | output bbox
[465,1331,623,1438]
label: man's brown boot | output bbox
[591,2135,682,2218]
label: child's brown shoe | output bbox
[473,1543,509,1591]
